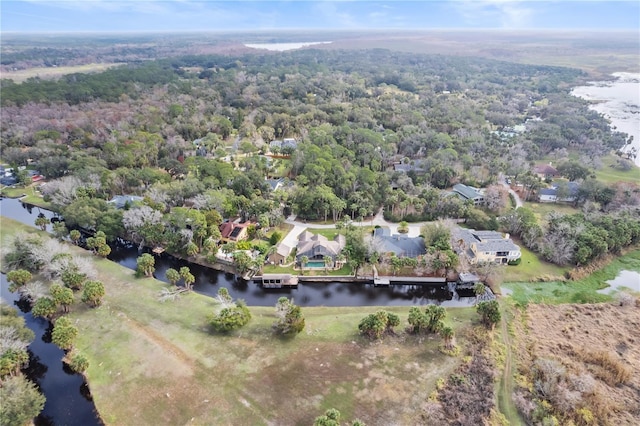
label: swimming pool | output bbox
[305,261,327,268]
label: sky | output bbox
[1,0,639,33]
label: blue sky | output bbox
[1,1,639,33]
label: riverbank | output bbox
[0,217,477,425]
[571,72,640,167]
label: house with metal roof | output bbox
[452,184,484,205]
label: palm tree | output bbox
[474,282,486,301]
[35,215,50,231]
[323,255,332,273]
[300,255,309,276]
[440,326,455,350]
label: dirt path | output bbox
[498,304,523,425]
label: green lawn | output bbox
[307,226,375,239]
[502,243,569,283]
[594,154,640,184]
[502,249,640,306]
[525,201,580,224]
[0,217,479,425]
[262,263,353,276]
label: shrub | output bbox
[66,351,89,373]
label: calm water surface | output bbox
[0,274,103,426]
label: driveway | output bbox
[499,173,523,208]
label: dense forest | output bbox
[1,47,638,267]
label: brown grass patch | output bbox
[517,303,640,425]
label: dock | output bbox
[373,277,390,286]
[259,274,299,288]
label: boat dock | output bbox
[258,274,299,288]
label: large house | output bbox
[370,228,426,258]
[452,184,484,205]
[538,182,579,203]
[296,231,345,264]
[453,228,521,265]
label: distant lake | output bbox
[243,41,332,51]
[571,72,640,167]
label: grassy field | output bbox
[0,217,477,425]
[502,243,569,284]
[524,201,580,224]
[2,63,123,83]
[502,249,640,306]
[594,154,640,184]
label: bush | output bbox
[66,351,89,373]
[508,258,521,265]
[269,231,282,245]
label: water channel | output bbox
[0,197,477,307]
[0,273,103,426]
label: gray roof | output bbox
[453,184,483,200]
[275,243,292,257]
[474,239,520,253]
[296,233,345,259]
[393,163,425,173]
[473,230,505,241]
[452,227,519,252]
[266,178,285,191]
[372,228,426,258]
[539,188,557,196]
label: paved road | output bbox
[284,209,429,239]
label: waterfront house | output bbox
[296,231,345,264]
[268,243,292,265]
[370,228,426,258]
[453,228,521,264]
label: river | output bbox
[1,274,103,426]
[571,72,640,167]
